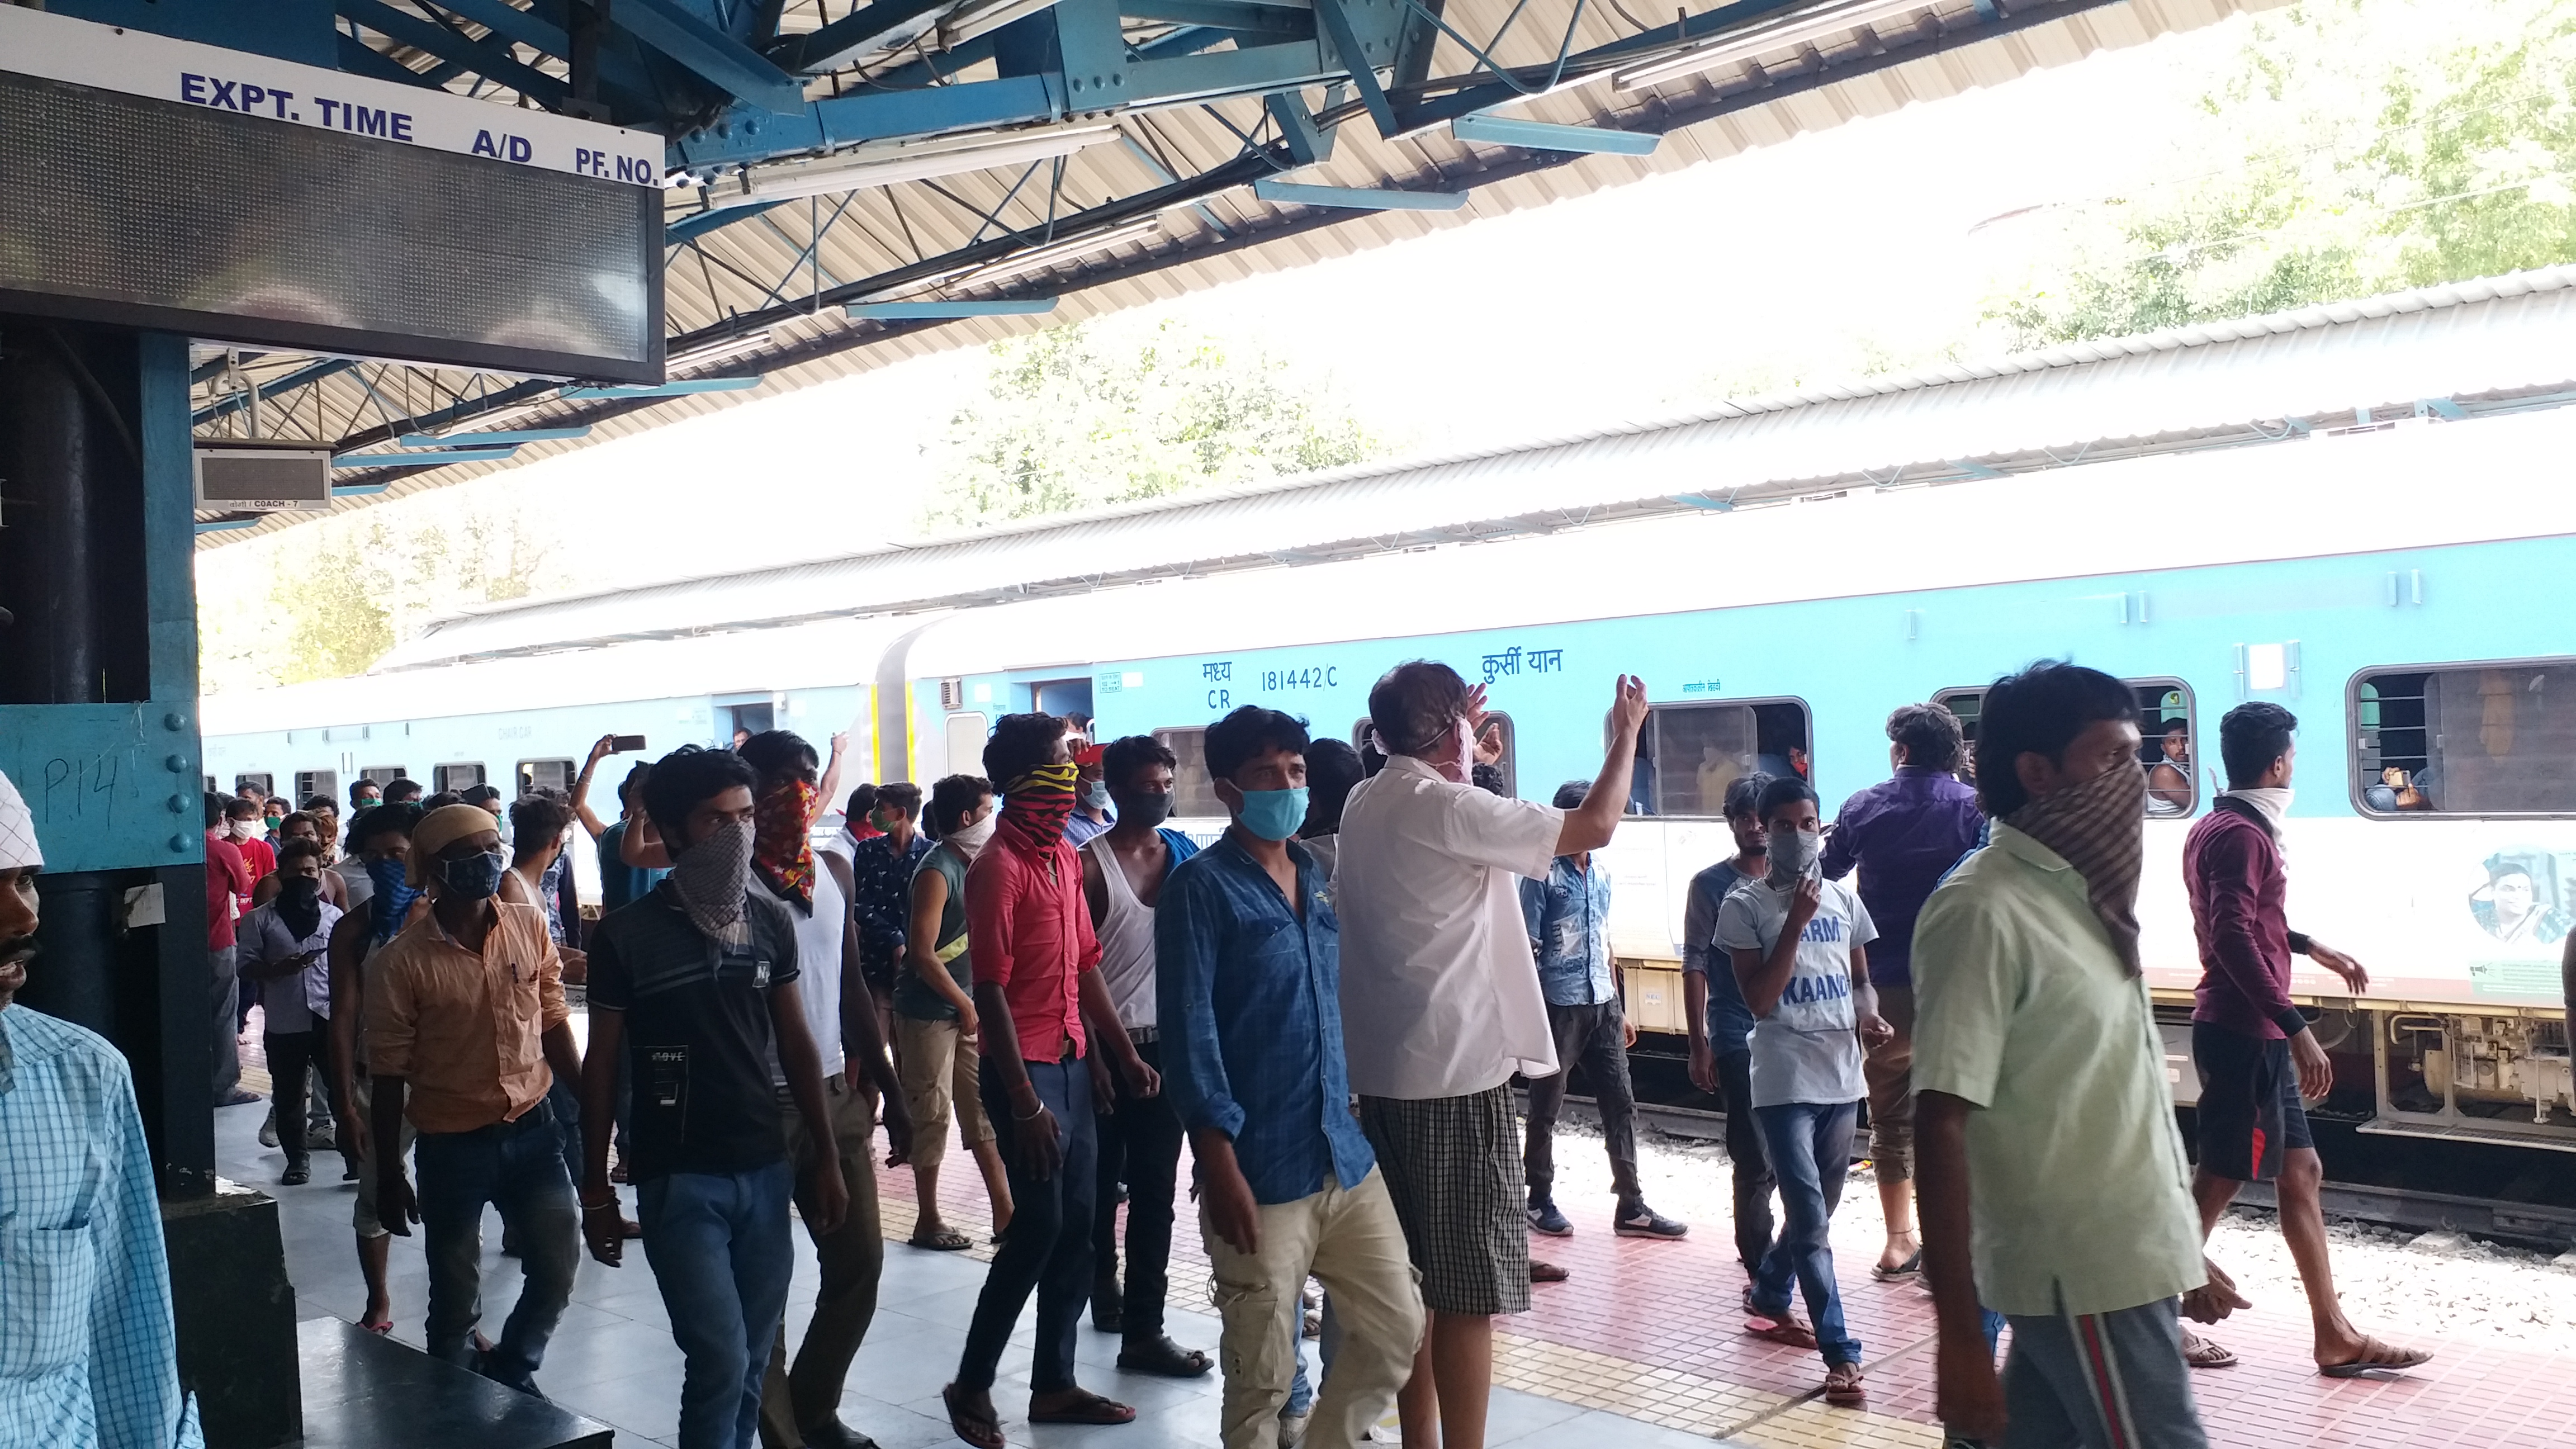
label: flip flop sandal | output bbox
[1028,1389,1137,1426]
[1824,1367,1868,1406]
[2180,1331,2238,1370]
[1745,1314,1819,1351]
[1872,1248,1924,1281]
[942,1383,1006,1449]
[1528,1260,1570,1284]
[909,1228,973,1252]
[1117,1334,1213,1379]
[361,1320,394,1336]
[2319,1338,2432,1379]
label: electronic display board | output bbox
[0,10,665,382]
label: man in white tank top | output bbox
[1078,736,1215,1380]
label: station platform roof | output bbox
[184,0,2284,545]
[373,262,2576,669]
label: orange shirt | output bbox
[363,900,569,1133]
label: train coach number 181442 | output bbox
[1261,664,1340,692]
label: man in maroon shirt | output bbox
[944,712,1158,1449]
[205,793,259,1105]
[2183,703,2426,1377]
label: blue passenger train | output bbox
[204,402,2576,1153]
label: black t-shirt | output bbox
[588,880,800,1180]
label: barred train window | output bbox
[518,759,576,795]
[1154,728,1224,818]
[1349,714,1519,798]
[433,763,487,793]
[1623,700,1811,818]
[2355,660,2576,816]
[294,769,338,804]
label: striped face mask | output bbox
[2006,760,2148,976]
[997,762,1079,850]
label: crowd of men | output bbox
[1,657,2482,1449]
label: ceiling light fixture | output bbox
[665,330,775,371]
[712,124,1118,210]
[1611,0,1930,92]
[955,217,1163,285]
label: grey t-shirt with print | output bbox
[1716,875,1878,1109]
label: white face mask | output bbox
[948,812,998,858]
[2228,786,2293,837]
[229,819,259,841]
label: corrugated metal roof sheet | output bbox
[378,262,2576,667]
[195,0,2283,546]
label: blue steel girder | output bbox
[767,0,964,73]
[434,0,667,112]
[335,0,573,107]
[1124,1,1317,38]
[613,0,807,111]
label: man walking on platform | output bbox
[1161,706,1425,1449]
[1914,662,2242,1449]
[1081,735,1214,1377]
[1821,703,1984,1280]
[2180,703,2428,1378]
[943,713,1159,1449]
[366,803,585,1397]
[1337,662,1646,1449]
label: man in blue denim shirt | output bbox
[1159,705,1424,1449]
[1518,781,1687,1243]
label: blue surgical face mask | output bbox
[1081,782,1112,811]
[1233,787,1309,842]
[438,848,508,901]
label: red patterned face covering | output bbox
[752,778,818,912]
[997,761,1079,851]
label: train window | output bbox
[1626,700,1810,817]
[941,713,988,781]
[518,759,576,796]
[1935,680,2195,816]
[1154,728,1226,818]
[293,770,338,805]
[233,773,273,798]
[361,766,406,788]
[1348,714,1517,794]
[2354,659,2576,817]
[433,763,487,793]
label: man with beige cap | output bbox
[0,768,205,1447]
[364,802,585,1398]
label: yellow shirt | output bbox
[363,901,567,1133]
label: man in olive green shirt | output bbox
[1912,662,2244,1449]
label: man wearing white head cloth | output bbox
[0,769,205,1448]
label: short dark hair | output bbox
[874,782,923,820]
[1756,775,1820,820]
[421,792,464,813]
[2219,703,2298,789]
[1723,770,1776,821]
[1301,738,1366,835]
[236,780,267,800]
[1366,661,1470,757]
[641,746,759,850]
[225,794,263,820]
[205,792,232,829]
[1205,707,1310,782]
[1101,735,1177,790]
[738,728,819,783]
[620,761,653,808]
[300,794,336,815]
[1551,779,1591,811]
[1972,661,2137,817]
[278,811,321,837]
[983,712,1064,786]
[349,780,381,802]
[1471,763,1507,797]
[276,836,326,869]
[460,783,503,808]
[844,782,879,821]
[508,792,575,858]
[1887,702,1965,772]
[352,801,424,847]
[927,774,993,836]
[384,778,423,803]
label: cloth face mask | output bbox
[671,816,756,939]
[752,778,818,912]
[997,761,1080,850]
[2006,759,2148,975]
[1765,826,1822,889]
[438,848,507,902]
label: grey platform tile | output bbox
[1512,1407,1739,1448]
[877,1244,1003,1305]
[531,1310,688,1393]
[1484,1386,1595,1445]
[824,1398,967,1449]
[546,1362,685,1445]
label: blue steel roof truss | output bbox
[149,0,2129,531]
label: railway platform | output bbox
[228,1043,2565,1449]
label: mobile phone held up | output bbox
[613,735,648,754]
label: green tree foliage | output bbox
[1987,0,2576,348]
[920,316,1382,529]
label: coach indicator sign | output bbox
[0,7,666,382]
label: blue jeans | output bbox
[638,1159,798,1449]
[960,1057,1097,1394]
[415,1101,581,1389]
[1750,1101,1863,1367]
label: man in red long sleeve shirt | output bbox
[2183,703,2427,1378]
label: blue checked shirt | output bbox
[848,832,934,979]
[0,1006,203,1449]
[1156,837,1376,1206]
[1518,855,1615,1007]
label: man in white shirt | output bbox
[1338,661,1646,1449]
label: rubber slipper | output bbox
[1745,1314,1818,1350]
[909,1228,973,1252]
[2180,1329,2238,1370]
[1028,1388,1136,1426]
[1872,1248,1923,1281]
[1824,1366,1868,1406]
[2319,1338,2431,1378]
[1117,1334,1213,1379]
[942,1383,1006,1449]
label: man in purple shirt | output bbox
[1821,703,1983,1280]
[2182,702,2428,1377]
